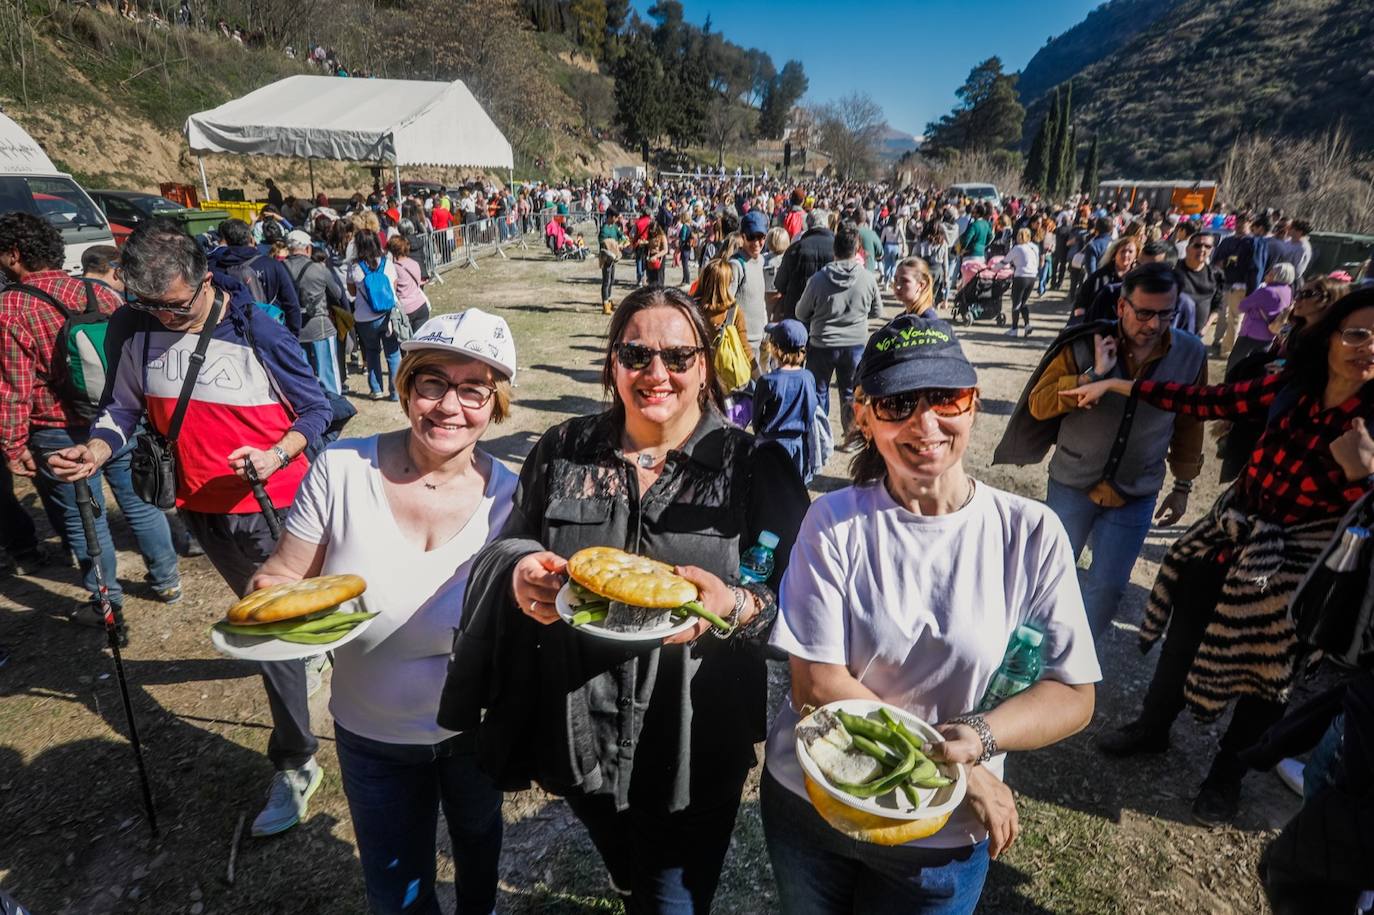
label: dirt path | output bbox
[0,250,1293,913]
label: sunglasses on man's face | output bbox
[124,275,206,315]
[614,342,705,373]
[868,387,977,422]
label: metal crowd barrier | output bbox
[414,208,603,276]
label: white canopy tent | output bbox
[184,75,514,199]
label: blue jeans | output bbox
[882,243,901,283]
[1045,478,1157,638]
[1038,254,1052,296]
[300,338,341,395]
[354,315,401,397]
[30,427,179,603]
[761,774,989,915]
[1303,713,1345,803]
[335,726,502,915]
[806,344,865,428]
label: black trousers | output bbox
[183,508,318,770]
[1139,589,1287,784]
[1010,276,1035,328]
[601,258,616,303]
[0,460,38,556]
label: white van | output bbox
[948,183,1002,209]
[0,110,115,273]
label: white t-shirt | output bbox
[1008,242,1040,278]
[765,480,1101,848]
[285,436,517,745]
[348,256,399,322]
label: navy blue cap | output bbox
[764,319,808,349]
[856,315,978,396]
[741,209,769,237]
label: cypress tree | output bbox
[1023,103,1056,192]
[1081,134,1100,196]
[1053,84,1074,199]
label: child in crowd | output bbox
[753,319,823,483]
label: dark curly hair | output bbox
[0,212,65,272]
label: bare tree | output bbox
[704,95,755,168]
[812,92,885,180]
[1221,127,1374,234]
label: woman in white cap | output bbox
[251,308,519,915]
[762,313,1100,914]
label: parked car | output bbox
[88,189,193,228]
[947,183,1002,209]
[1,111,114,272]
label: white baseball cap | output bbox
[401,308,517,381]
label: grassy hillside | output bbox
[1021,0,1374,180]
[1017,0,1181,102]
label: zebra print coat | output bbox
[1141,485,1341,721]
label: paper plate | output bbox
[795,699,967,821]
[209,606,376,662]
[554,581,696,642]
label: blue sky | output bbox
[631,0,1103,136]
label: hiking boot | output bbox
[251,759,323,837]
[1096,719,1170,757]
[603,299,614,315]
[144,573,183,604]
[8,545,55,576]
[74,602,130,647]
[1191,776,1242,827]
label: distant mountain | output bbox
[1017,0,1374,178]
[879,125,919,162]
[1017,0,1182,103]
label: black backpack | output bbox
[228,255,271,304]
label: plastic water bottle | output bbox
[738,531,780,584]
[977,625,1044,712]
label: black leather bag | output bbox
[129,294,224,510]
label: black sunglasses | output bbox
[614,342,705,373]
[123,275,206,315]
[867,387,977,422]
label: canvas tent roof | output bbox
[184,75,513,170]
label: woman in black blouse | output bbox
[439,285,810,913]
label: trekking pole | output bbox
[72,475,159,837]
[243,460,282,541]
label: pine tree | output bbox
[1081,134,1100,196]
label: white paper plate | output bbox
[554,581,696,642]
[795,699,967,821]
[209,605,376,662]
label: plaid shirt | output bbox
[0,270,122,459]
[1136,373,1374,525]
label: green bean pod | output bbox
[679,600,732,631]
[912,774,954,789]
[900,781,922,807]
[848,734,902,768]
[571,607,610,627]
[215,612,377,638]
[275,629,356,644]
[836,710,905,748]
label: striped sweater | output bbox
[91,273,330,514]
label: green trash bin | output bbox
[177,207,230,237]
[1308,232,1374,280]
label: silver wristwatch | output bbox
[947,713,999,763]
[271,445,290,469]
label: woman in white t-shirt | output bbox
[762,313,1100,915]
[1006,227,1040,338]
[347,230,402,400]
[251,309,519,915]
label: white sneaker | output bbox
[252,759,323,837]
[1274,758,1304,797]
[1022,325,1034,337]
[1004,327,1019,337]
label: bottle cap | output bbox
[758,530,780,549]
[1015,624,1044,648]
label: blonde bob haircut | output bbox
[394,349,512,423]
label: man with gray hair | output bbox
[284,230,343,394]
[772,207,835,320]
[48,218,333,838]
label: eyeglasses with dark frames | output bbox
[866,387,977,422]
[123,275,206,315]
[411,374,497,408]
[1122,296,1176,324]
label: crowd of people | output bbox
[2,168,1372,915]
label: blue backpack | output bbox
[360,255,397,313]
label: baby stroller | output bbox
[544,218,586,261]
[951,256,1012,326]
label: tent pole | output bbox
[393,159,402,203]
[197,156,210,202]
[308,158,316,199]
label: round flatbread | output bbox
[567,547,697,609]
[226,574,367,625]
[803,774,950,846]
